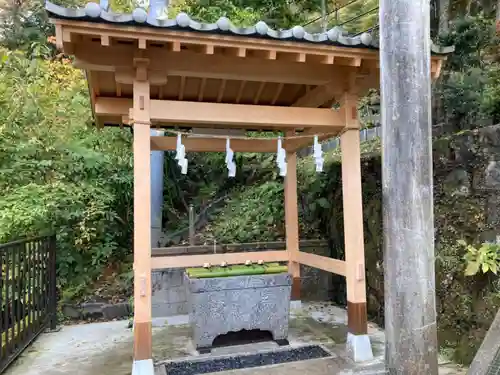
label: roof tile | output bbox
[45,1,454,55]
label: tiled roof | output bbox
[45,1,454,55]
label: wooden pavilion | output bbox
[47,1,451,372]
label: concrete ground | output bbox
[5,302,467,375]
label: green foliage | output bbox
[439,15,497,70]
[458,240,500,275]
[171,0,333,28]
[439,68,489,129]
[170,0,263,26]
[435,15,500,130]
[0,0,54,58]
[482,64,500,123]
[211,181,284,243]
[0,50,133,292]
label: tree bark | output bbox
[379,0,439,374]
[496,0,500,24]
[438,0,450,35]
[321,0,327,32]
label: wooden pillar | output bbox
[285,132,300,300]
[132,60,153,364]
[340,96,368,336]
[380,0,438,373]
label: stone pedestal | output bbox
[185,272,292,351]
[346,333,374,362]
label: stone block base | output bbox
[346,333,374,362]
[132,359,154,375]
[186,272,292,350]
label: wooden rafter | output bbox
[198,77,206,102]
[178,76,186,100]
[236,81,246,104]
[293,81,341,108]
[217,79,227,102]
[253,82,266,104]
[271,83,284,105]
[72,43,357,85]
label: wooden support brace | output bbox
[340,92,368,336]
[132,62,152,361]
[292,252,346,276]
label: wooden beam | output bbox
[115,68,168,86]
[72,43,351,85]
[431,59,443,80]
[152,251,288,269]
[285,133,300,300]
[151,136,278,152]
[292,81,342,108]
[95,98,346,130]
[132,62,152,362]
[151,239,328,256]
[293,252,346,276]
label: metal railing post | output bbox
[48,235,57,331]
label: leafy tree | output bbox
[0,49,133,291]
[434,15,500,130]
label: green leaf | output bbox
[465,261,480,276]
[490,263,498,275]
[482,263,489,273]
[317,198,330,209]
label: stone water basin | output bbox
[185,263,292,352]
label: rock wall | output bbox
[316,125,500,365]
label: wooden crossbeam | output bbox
[96,98,346,130]
[151,251,288,269]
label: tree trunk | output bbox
[321,0,327,32]
[438,0,450,35]
[497,0,500,24]
[380,0,439,373]
[465,0,473,15]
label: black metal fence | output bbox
[0,235,57,373]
